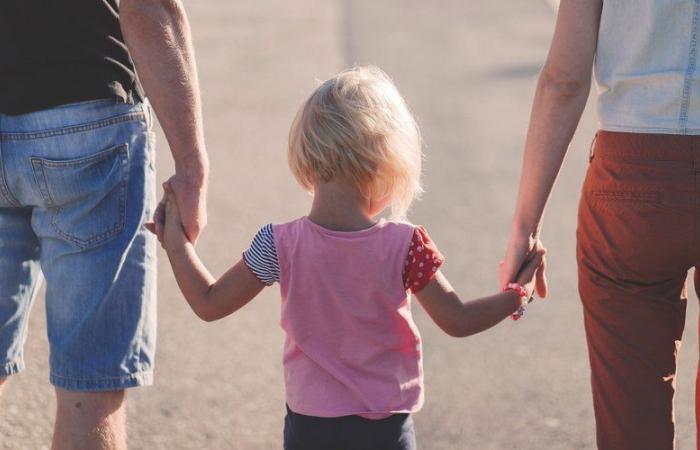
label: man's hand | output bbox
[146,173,207,244]
[161,182,189,249]
[500,233,548,298]
[164,172,207,244]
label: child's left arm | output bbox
[160,185,265,322]
[414,250,544,338]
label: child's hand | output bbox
[514,245,546,299]
[162,182,189,249]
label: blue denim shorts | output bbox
[0,98,157,391]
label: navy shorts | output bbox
[284,405,417,450]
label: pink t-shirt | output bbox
[244,217,443,418]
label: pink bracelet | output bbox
[503,282,529,321]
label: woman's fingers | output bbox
[535,254,548,298]
[515,249,545,286]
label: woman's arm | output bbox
[500,0,603,293]
[416,251,544,338]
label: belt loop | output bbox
[588,131,599,163]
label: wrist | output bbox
[174,154,209,185]
[503,283,530,320]
[510,221,538,243]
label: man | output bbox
[0,0,208,448]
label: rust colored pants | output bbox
[577,131,700,450]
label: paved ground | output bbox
[2,1,699,449]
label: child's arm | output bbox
[161,185,265,322]
[414,250,543,338]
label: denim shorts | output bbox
[0,98,157,391]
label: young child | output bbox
[153,66,544,450]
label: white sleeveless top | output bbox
[595,0,700,134]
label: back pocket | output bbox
[31,143,129,248]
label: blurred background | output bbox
[2,0,699,449]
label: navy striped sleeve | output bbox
[242,224,280,286]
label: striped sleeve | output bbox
[242,224,280,286]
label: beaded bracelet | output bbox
[503,282,531,321]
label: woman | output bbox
[501,1,700,449]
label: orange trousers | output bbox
[577,130,700,450]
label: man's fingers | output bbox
[153,199,165,224]
[152,199,166,244]
[155,220,164,244]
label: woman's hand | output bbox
[500,233,548,298]
[513,245,547,299]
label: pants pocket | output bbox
[30,143,129,248]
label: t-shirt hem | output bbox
[599,123,700,135]
[286,402,423,419]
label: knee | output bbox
[53,389,127,449]
[56,388,126,417]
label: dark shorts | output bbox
[284,406,417,450]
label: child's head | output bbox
[288,66,422,220]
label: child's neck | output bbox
[307,181,377,232]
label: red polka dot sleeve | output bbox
[403,226,445,293]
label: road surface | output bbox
[2,1,698,449]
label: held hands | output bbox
[145,182,189,249]
[500,233,548,298]
[145,172,208,245]
[512,246,546,300]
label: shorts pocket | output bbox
[31,144,129,248]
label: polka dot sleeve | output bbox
[403,226,444,293]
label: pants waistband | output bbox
[593,130,700,162]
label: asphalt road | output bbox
[2,1,699,449]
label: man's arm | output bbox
[120,0,209,243]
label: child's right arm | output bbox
[414,250,544,338]
[160,184,266,322]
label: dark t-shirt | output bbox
[0,0,143,115]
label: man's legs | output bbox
[52,389,126,450]
[0,99,157,448]
[0,207,41,399]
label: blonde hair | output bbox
[288,66,422,220]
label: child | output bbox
[153,66,544,450]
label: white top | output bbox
[595,0,700,134]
